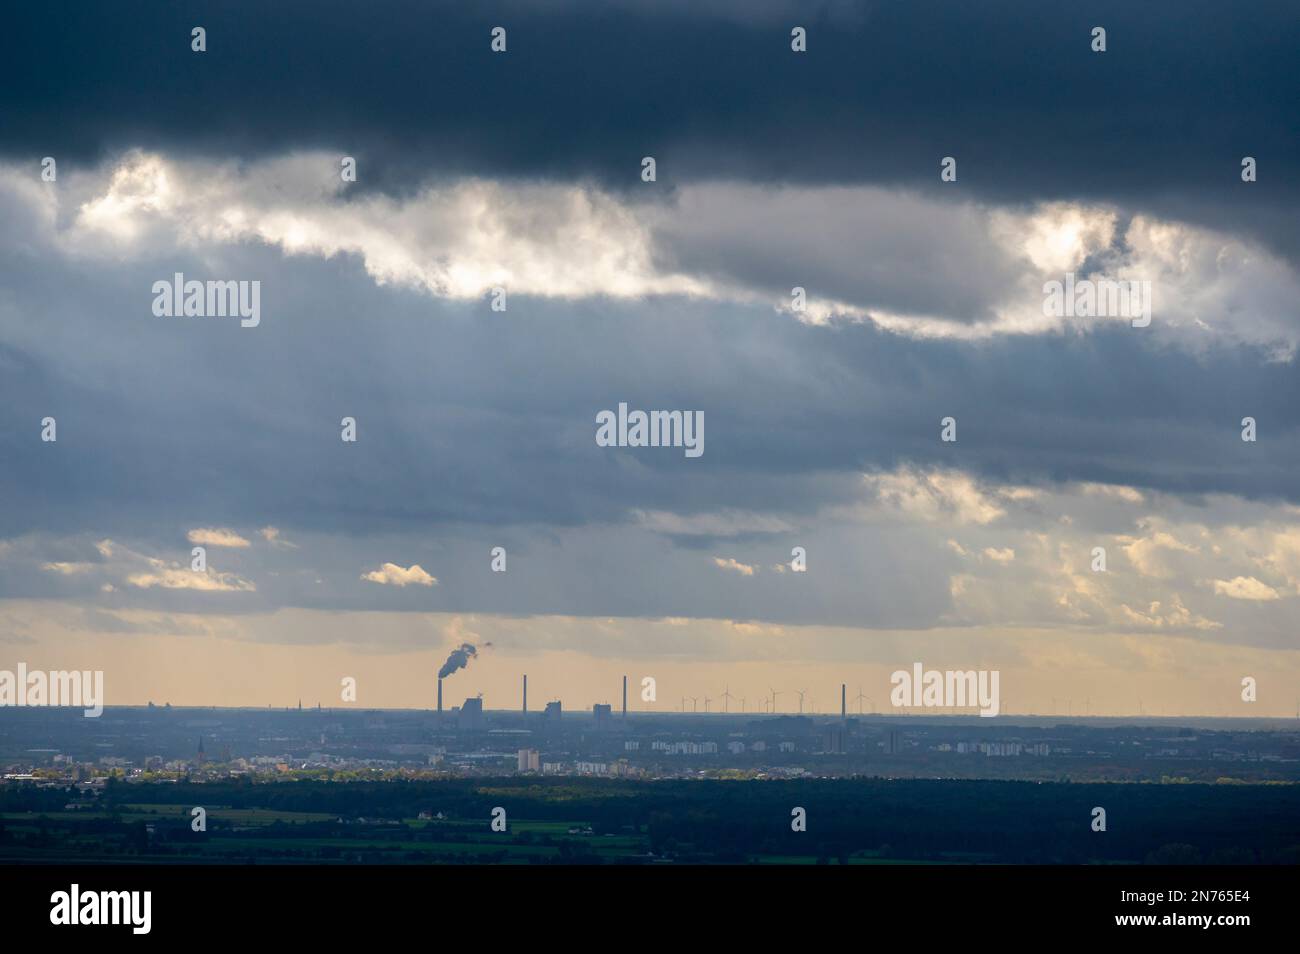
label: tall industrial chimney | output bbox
[437,678,443,713]
[622,675,628,717]
[841,683,846,719]
[523,674,528,714]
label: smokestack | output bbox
[622,675,628,717]
[437,678,443,713]
[841,683,846,719]
[523,674,527,714]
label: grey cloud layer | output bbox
[2,158,1300,642]
[8,473,1300,651]
[3,162,1298,538]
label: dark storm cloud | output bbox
[2,1,1297,256]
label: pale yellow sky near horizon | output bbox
[2,602,1297,718]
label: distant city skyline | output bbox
[3,610,1296,717]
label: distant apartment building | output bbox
[654,741,719,756]
[544,701,562,721]
[823,725,847,755]
[517,748,540,772]
[952,741,1051,757]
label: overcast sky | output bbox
[1,1,1298,715]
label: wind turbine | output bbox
[703,696,711,713]
[690,696,699,713]
[769,688,780,714]
[796,689,807,715]
[721,686,734,713]
[740,696,746,713]
[853,687,867,714]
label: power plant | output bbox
[434,667,880,731]
[436,643,480,716]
